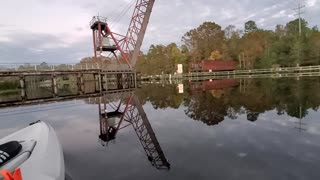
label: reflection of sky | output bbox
[0,97,320,179]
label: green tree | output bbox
[224,25,242,60]
[312,26,319,32]
[240,30,273,68]
[245,20,258,33]
[182,22,225,62]
[309,31,320,64]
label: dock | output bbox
[0,63,137,107]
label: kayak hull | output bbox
[0,121,65,180]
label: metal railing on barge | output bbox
[143,65,320,80]
[0,63,132,72]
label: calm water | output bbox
[0,77,320,180]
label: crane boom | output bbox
[122,0,155,67]
[90,0,155,69]
[127,96,170,169]
[98,93,170,169]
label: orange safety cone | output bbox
[0,168,22,180]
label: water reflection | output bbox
[0,77,320,179]
[189,79,239,92]
[87,92,170,170]
[136,77,320,132]
[0,74,137,107]
[0,76,170,169]
[2,76,319,132]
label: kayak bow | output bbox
[0,121,64,180]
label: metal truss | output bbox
[98,92,170,169]
[91,0,155,69]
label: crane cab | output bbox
[90,16,118,57]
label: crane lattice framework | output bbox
[90,0,155,69]
[98,93,171,170]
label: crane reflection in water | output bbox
[96,92,171,170]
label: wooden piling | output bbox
[19,75,26,99]
[98,73,102,92]
[52,74,58,97]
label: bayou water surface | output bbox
[0,77,320,180]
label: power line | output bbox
[107,1,133,21]
[110,0,136,29]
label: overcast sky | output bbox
[0,0,319,64]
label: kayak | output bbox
[0,121,64,180]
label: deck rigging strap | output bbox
[0,141,22,167]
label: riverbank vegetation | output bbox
[136,19,320,75]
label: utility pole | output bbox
[294,1,305,37]
[294,0,305,66]
[239,54,242,69]
[295,79,307,133]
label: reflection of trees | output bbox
[185,92,229,126]
[135,84,185,109]
[137,77,320,127]
[263,78,320,118]
[246,110,259,122]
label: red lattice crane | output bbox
[98,92,170,170]
[90,0,155,69]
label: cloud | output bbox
[0,37,11,43]
[307,0,317,7]
[0,0,319,63]
[0,32,92,63]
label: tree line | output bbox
[136,19,320,75]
